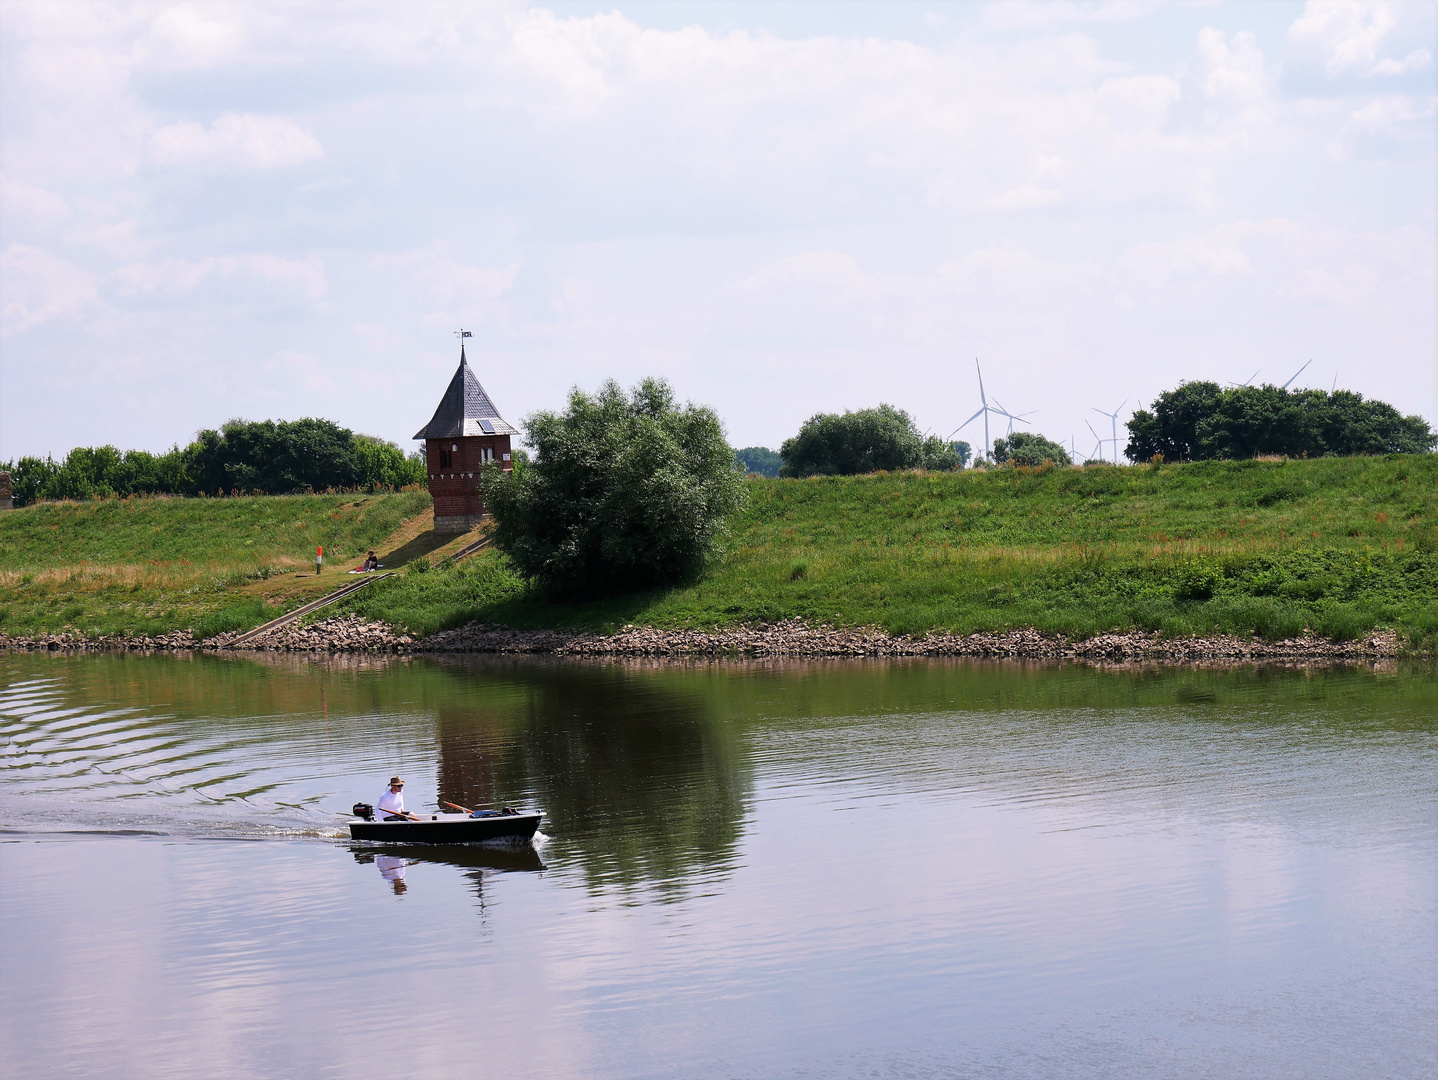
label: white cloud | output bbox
[0,174,72,227]
[982,1,1161,30]
[149,113,323,170]
[1331,93,1435,157]
[1286,0,1430,78]
[144,3,247,68]
[1347,92,1432,134]
[734,252,867,292]
[411,260,519,308]
[1369,48,1430,76]
[0,245,98,333]
[0,2,1430,454]
[1126,234,1254,288]
[1197,28,1268,103]
[110,255,327,302]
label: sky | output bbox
[1,0,1434,463]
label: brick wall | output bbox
[425,436,514,522]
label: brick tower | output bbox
[414,338,517,534]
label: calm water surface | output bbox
[1,653,1434,1079]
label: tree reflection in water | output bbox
[432,657,750,900]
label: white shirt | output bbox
[376,787,406,820]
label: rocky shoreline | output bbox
[0,614,1412,662]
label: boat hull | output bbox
[349,811,541,844]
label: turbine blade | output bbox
[1282,359,1312,390]
[953,407,985,433]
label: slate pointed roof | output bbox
[413,344,518,440]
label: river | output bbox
[1,652,1434,1079]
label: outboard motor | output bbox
[352,802,374,821]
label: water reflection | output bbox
[352,843,546,901]
[3,653,1435,1080]
[372,853,409,894]
[432,657,750,898]
[4,651,1434,900]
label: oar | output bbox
[443,800,474,815]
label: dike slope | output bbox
[339,456,1438,649]
[3,458,1436,652]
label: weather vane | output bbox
[455,328,472,344]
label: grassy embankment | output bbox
[0,490,437,638]
[343,456,1438,647]
[3,457,1436,647]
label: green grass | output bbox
[341,456,1438,647]
[5,458,1436,647]
[0,490,432,638]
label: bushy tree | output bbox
[950,440,973,468]
[1126,382,1435,461]
[991,431,1072,467]
[780,404,960,476]
[1124,381,1224,462]
[353,435,426,490]
[188,418,360,494]
[734,446,783,477]
[5,456,57,507]
[484,378,745,597]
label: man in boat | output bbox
[375,776,419,821]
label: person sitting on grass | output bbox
[363,550,380,572]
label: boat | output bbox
[348,809,542,844]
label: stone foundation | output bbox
[434,513,486,534]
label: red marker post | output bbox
[316,545,323,576]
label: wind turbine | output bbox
[1281,359,1312,390]
[1227,369,1261,387]
[1084,420,1107,463]
[992,398,1035,436]
[949,359,1025,463]
[1092,400,1128,464]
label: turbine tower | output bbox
[1092,400,1128,464]
[1084,420,1107,464]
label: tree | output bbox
[484,377,746,597]
[950,440,973,468]
[1124,381,1224,462]
[353,435,425,489]
[780,404,960,476]
[1125,381,1435,461]
[188,418,361,494]
[991,431,1072,467]
[734,446,783,477]
[3,420,429,504]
